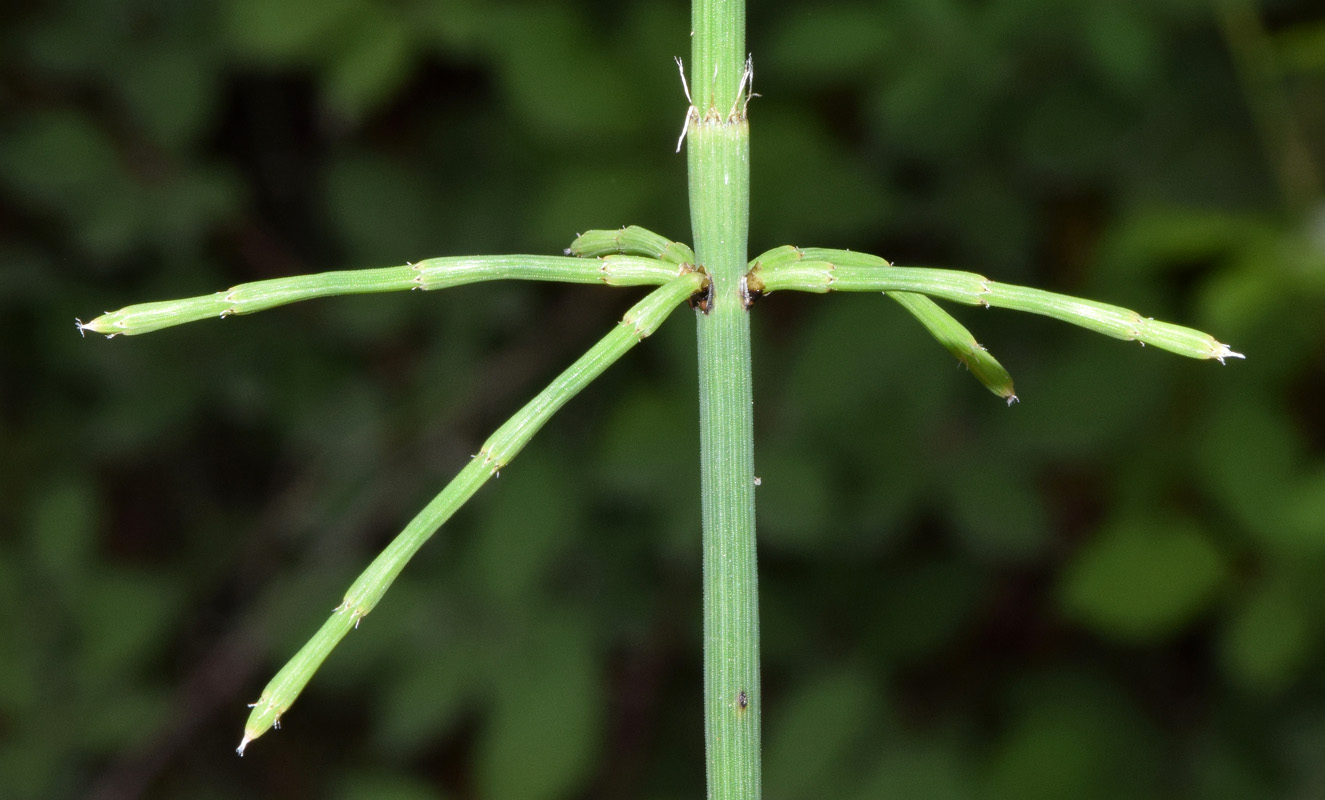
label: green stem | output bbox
[78,254,679,336]
[749,246,1243,363]
[688,1,761,797]
[886,291,1018,402]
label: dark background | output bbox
[3,0,1324,798]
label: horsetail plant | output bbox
[80,0,1241,795]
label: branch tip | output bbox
[1215,346,1245,364]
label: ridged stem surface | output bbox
[688,1,760,796]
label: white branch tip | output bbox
[1215,347,1245,364]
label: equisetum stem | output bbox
[78,254,680,336]
[688,0,761,797]
[237,271,704,754]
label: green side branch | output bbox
[748,245,1243,364]
[887,291,1018,403]
[567,225,697,265]
[237,269,705,755]
[78,253,683,337]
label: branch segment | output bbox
[888,291,1018,403]
[748,246,1243,364]
[567,226,696,266]
[78,254,682,337]
[237,269,705,755]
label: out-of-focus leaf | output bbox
[117,46,219,148]
[375,629,480,755]
[326,152,449,265]
[1276,712,1325,797]
[850,741,976,800]
[756,447,835,553]
[597,386,693,496]
[534,165,657,246]
[1282,466,1325,548]
[1198,265,1284,346]
[1196,392,1307,552]
[1097,209,1265,280]
[1276,22,1325,74]
[323,4,415,120]
[225,0,362,62]
[765,665,884,799]
[986,709,1108,800]
[482,6,643,139]
[1017,81,1127,178]
[986,672,1161,800]
[1080,2,1157,94]
[1019,335,1170,454]
[764,4,891,84]
[870,559,982,664]
[473,451,576,605]
[1221,579,1315,694]
[0,735,62,800]
[477,617,601,800]
[780,296,906,429]
[81,686,171,751]
[74,569,181,687]
[868,30,998,160]
[1190,738,1277,800]
[145,169,240,256]
[335,771,449,800]
[0,110,143,255]
[0,548,40,716]
[28,475,98,602]
[751,108,893,244]
[1059,516,1228,641]
[945,460,1048,562]
[411,0,486,51]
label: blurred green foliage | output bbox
[3,0,1324,797]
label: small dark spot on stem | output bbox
[737,690,748,710]
[688,278,713,314]
[741,271,764,309]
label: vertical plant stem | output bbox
[688,1,760,797]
